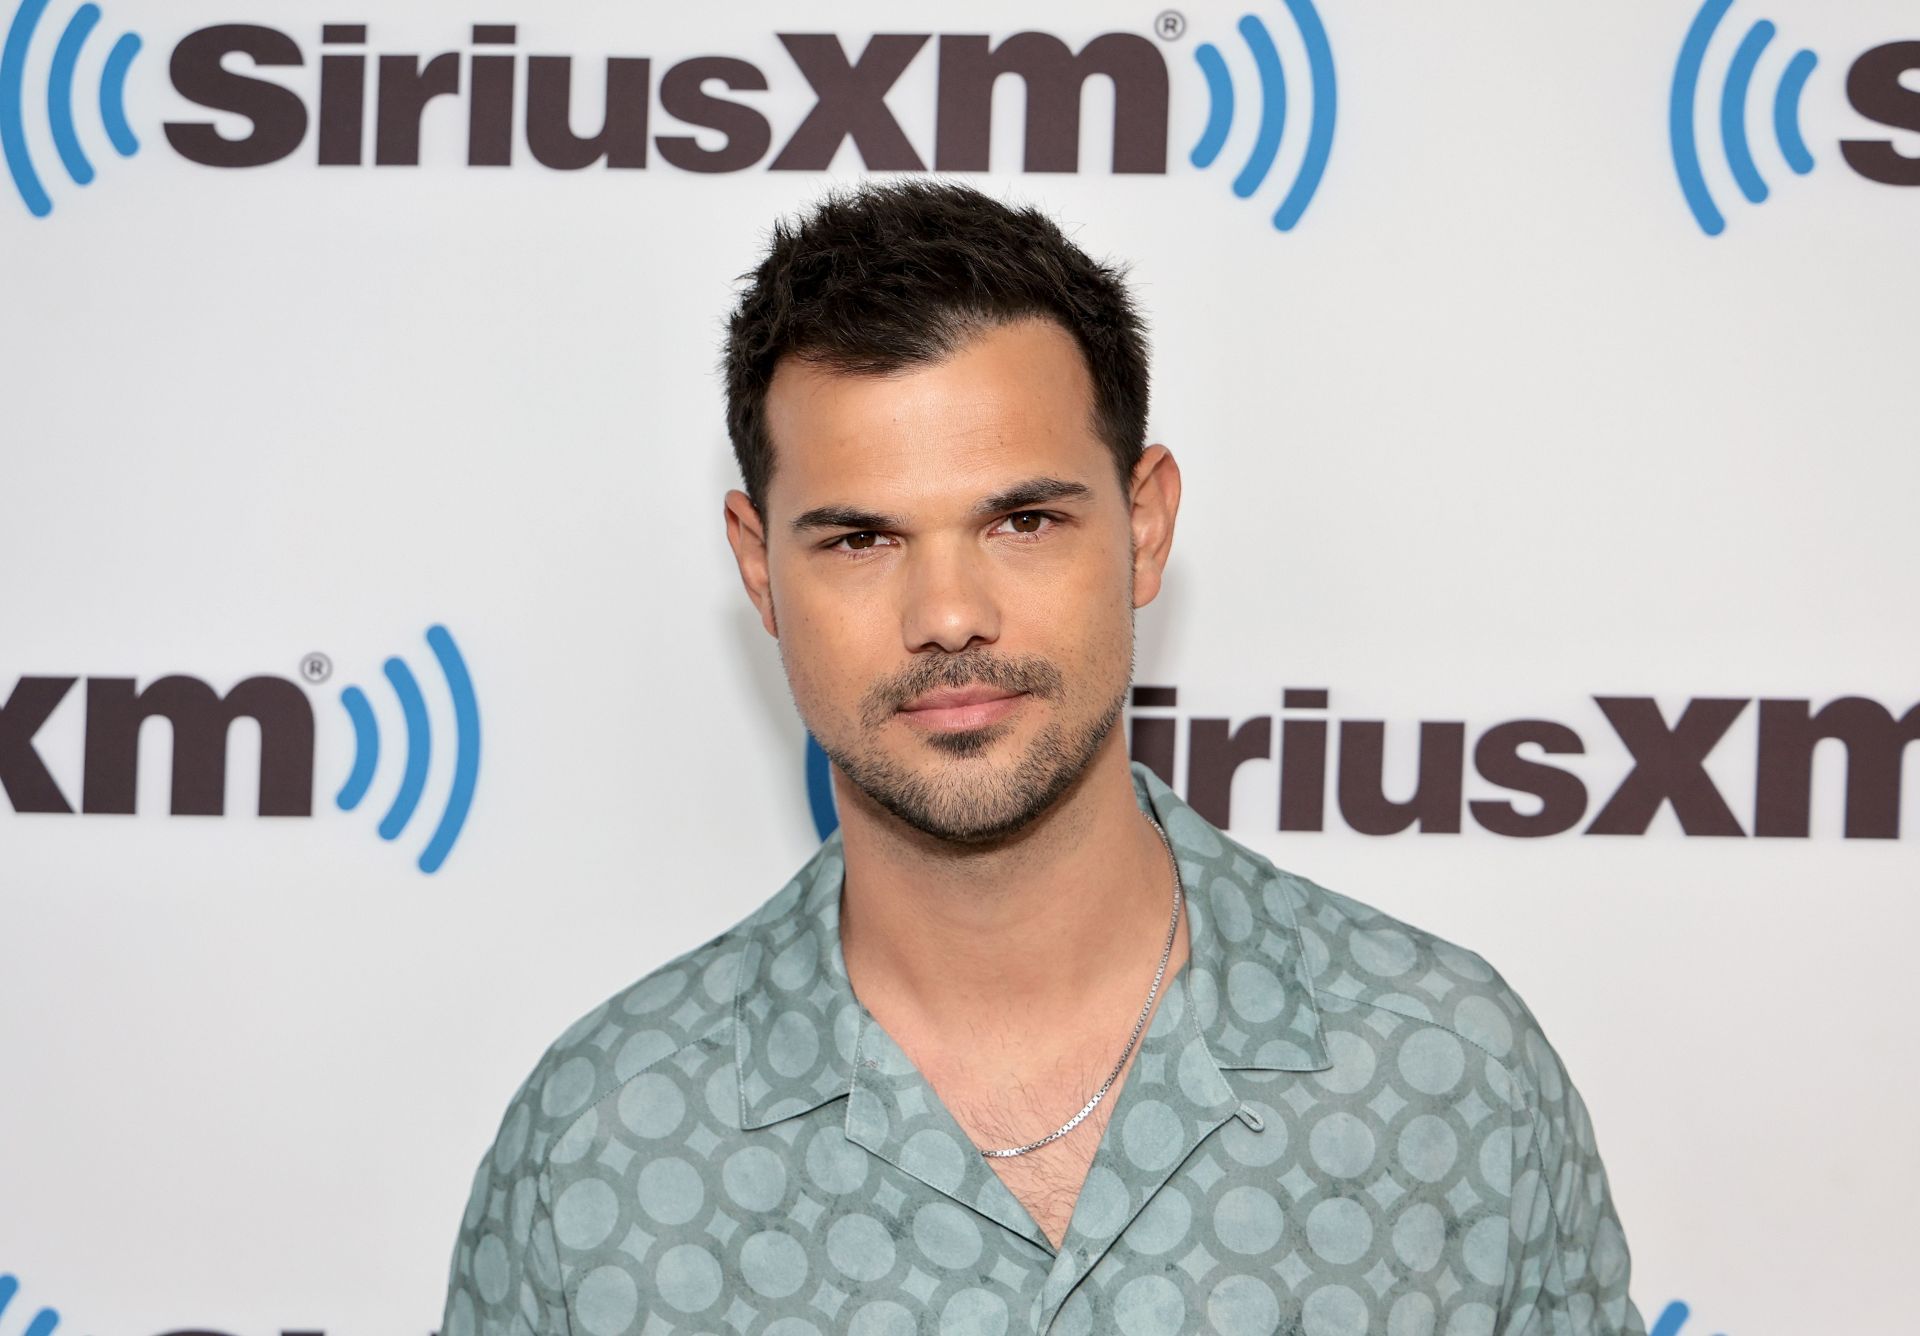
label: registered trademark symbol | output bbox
[1153,10,1187,40]
[301,652,332,684]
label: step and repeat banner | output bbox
[3,1,1915,1332]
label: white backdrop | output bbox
[3,2,1916,1333]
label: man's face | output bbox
[731,317,1162,845]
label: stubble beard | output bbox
[805,642,1133,846]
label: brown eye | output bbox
[843,532,878,550]
[1007,512,1045,533]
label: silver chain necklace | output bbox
[978,813,1184,1159]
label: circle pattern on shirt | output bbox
[446,796,1626,1336]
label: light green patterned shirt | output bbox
[442,763,1644,1335]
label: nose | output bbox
[900,535,1001,654]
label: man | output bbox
[441,181,1644,1335]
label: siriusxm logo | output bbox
[0,0,141,216]
[2,3,1342,231]
[1669,0,1920,235]
[806,684,1920,842]
[0,623,482,874]
[0,1275,58,1336]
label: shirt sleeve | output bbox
[1496,1002,1646,1336]
[440,1075,574,1336]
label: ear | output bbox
[1127,445,1181,608]
[723,489,779,637]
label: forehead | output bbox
[761,318,1111,516]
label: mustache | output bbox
[859,650,1063,729]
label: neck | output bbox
[833,733,1185,1038]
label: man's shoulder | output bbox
[1240,841,1566,1111]
[478,900,769,1183]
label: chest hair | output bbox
[951,1066,1119,1246]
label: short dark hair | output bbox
[722,179,1151,516]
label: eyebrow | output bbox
[976,477,1094,516]
[789,504,901,535]
[788,477,1095,535]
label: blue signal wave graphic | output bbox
[336,624,481,875]
[0,1275,59,1336]
[1650,1300,1727,1336]
[2,0,140,217]
[805,733,837,840]
[1189,0,1337,231]
[1670,0,1818,236]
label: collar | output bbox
[733,760,1330,1134]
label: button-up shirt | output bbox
[442,764,1644,1335]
